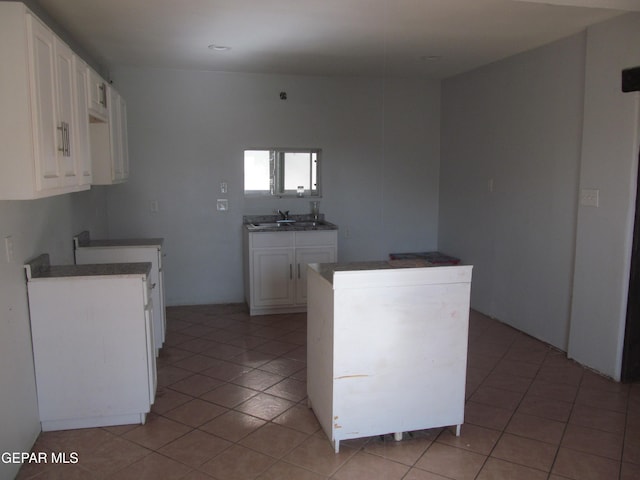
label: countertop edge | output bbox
[26,261,152,280]
[309,261,473,286]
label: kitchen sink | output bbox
[247,220,333,230]
[249,222,290,228]
[292,221,326,227]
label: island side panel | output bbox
[306,265,336,444]
[27,276,152,429]
[332,267,471,443]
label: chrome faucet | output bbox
[277,209,289,220]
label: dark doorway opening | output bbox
[623,147,640,381]
[621,66,640,382]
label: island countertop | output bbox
[308,258,472,285]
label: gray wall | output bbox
[439,13,640,380]
[0,8,110,477]
[439,33,585,351]
[0,189,108,479]
[105,68,441,305]
[569,13,640,379]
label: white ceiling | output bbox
[33,0,638,79]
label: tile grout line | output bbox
[465,327,564,479]
[161,320,325,478]
[470,329,529,480]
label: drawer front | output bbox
[251,231,295,248]
[295,230,338,247]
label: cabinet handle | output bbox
[57,123,65,154]
[290,264,293,280]
[297,263,301,279]
[99,83,107,107]
[57,122,70,157]
[65,122,71,157]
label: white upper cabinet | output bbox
[0,3,92,199]
[90,85,129,185]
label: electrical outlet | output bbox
[580,188,599,207]
[150,200,159,213]
[220,181,228,194]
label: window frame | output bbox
[244,147,321,198]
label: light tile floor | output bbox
[16,305,640,480]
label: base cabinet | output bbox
[25,258,156,431]
[74,233,166,354]
[244,229,337,315]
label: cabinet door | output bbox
[118,94,129,180]
[88,86,128,185]
[87,68,108,119]
[28,15,60,191]
[295,246,336,305]
[109,89,129,182]
[252,248,295,307]
[54,38,77,186]
[73,57,91,185]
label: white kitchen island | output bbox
[306,260,473,453]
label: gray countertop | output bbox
[243,214,338,232]
[312,259,436,284]
[74,231,164,248]
[79,239,164,247]
[25,254,151,280]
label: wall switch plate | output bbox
[580,188,600,207]
[217,199,228,211]
[150,200,159,213]
[220,181,228,194]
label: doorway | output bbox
[622,67,640,382]
[623,147,640,381]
